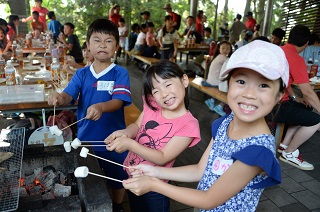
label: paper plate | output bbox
[309,77,320,83]
[28,126,64,146]
[0,78,5,84]
[12,62,19,67]
[23,66,41,71]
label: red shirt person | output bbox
[109,5,122,26]
[163,4,178,30]
[245,11,256,32]
[22,0,49,30]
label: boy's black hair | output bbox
[64,22,75,29]
[204,27,211,34]
[309,32,320,45]
[252,36,270,43]
[86,18,119,45]
[48,11,55,19]
[140,23,147,29]
[119,18,125,23]
[147,22,154,28]
[143,60,189,111]
[186,16,194,21]
[8,15,19,32]
[287,24,310,47]
[272,28,285,40]
[131,23,139,31]
[35,0,42,2]
[81,41,87,50]
[32,11,39,16]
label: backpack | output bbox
[174,13,181,30]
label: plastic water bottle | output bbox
[44,48,52,71]
[0,54,5,78]
[51,57,60,80]
[5,60,16,86]
[311,59,319,77]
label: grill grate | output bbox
[0,128,25,212]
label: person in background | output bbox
[105,60,200,212]
[47,11,62,43]
[30,11,45,34]
[0,18,8,34]
[193,27,213,67]
[245,11,256,32]
[180,16,202,44]
[109,4,122,26]
[228,14,247,45]
[203,41,233,117]
[234,30,253,50]
[128,23,140,51]
[141,11,150,25]
[252,24,260,39]
[49,19,131,212]
[162,3,179,30]
[117,18,128,60]
[63,42,94,75]
[270,28,285,46]
[219,22,229,40]
[122,40,287,212]
[299,32,320,63]
[58,22,83,63]
[158,15,179,62]
[22,0,49,30]
[6,15,20,41]
[196,10,204,37]
[0,27,11,54]
[143,22,160,59]
[132,23,147,55]
[275,25,318,171]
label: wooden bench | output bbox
[188,77,284,147]
[131,55,160,66]
[124,103,141,126]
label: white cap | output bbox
[221,40,289,87]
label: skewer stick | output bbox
[88,171,123,183]
[61,117,86,130]
[80,145,106,147]
[87,152,129,169]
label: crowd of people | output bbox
[1,1,320,212]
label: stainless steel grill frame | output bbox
[0,128,25,212]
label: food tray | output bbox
[0,128,25,212]
[0,84,44,104]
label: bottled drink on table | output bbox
[0,54,5,78]
[187,36,191,48]
[44,48,52,71]
[51,57,61,80]
[311,59,319,78]
[12,40,17,60]
[58,45,66,64]
[191,35,196,47]
[46,34,51,47]
[5,60,16,86]
[16,44,23,68]
[26,33,32,48]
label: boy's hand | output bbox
[106,137,132,153]
[129,164,156,178]
[86,104,103,121]
[48,92,65,106]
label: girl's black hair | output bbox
[162,15,173,37]
[8,15,19,33]
[86,18,119,45]
[213,40,233,58]
[143,60,189,111]
[0,27,7,51]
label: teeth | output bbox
[165,98,174,105]
[239,104,256,111]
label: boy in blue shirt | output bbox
[47,11,62,43]
[49,19,132,212]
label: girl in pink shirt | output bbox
[105,60,201,212]
[143,22,160,59]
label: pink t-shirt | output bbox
[207,54,228,86]
[31,6,49,30]
[123,97,201,176]
[146,32,156,47]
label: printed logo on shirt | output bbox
[211,156,233,175]
[97,81,114,94]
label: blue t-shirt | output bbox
[63,63,132,151]
[48,20,62,39]
[197,113,281,211]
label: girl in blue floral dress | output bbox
[122,40,288,211]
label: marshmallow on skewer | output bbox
[74,166,89,178]
[63,141,71,152]
[71,138,82,149]
[80,147,89,158]
[49,125,63,136]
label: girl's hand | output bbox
[65,59,77,67]
[104,130,127,144]
[106,137,132,153]
[129,164,156,178]
[86,104,103,121]
[122,176,156,196]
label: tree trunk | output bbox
[258,0,266,25]
[243,0,252,23]
[213,0,219,40]
[223,0,229,23]
[8,0,27,16]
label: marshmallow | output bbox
[71,138,82,149]
[74,166,89,178]
[49,125,63,136]
[80,147,89,158]
[63,142,71,152]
